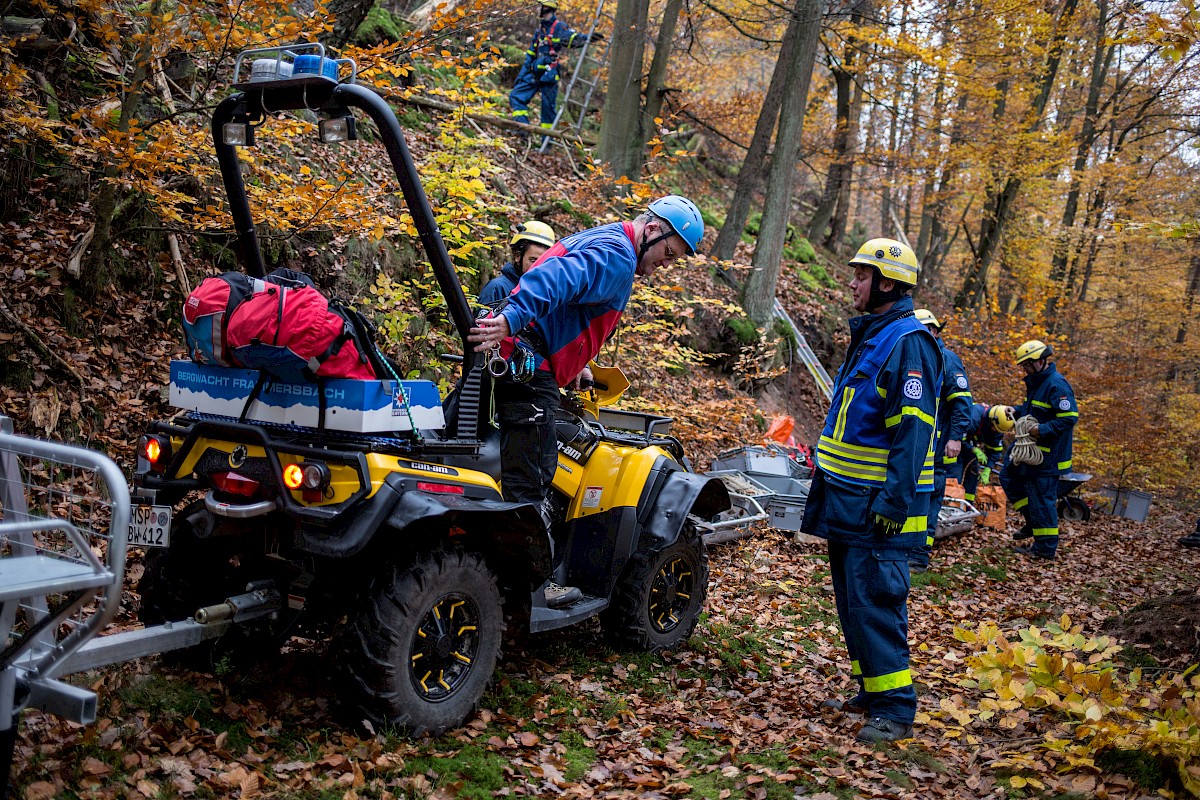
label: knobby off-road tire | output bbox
[602,522,709,653]
[340,548,504,737]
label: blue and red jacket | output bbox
[497,222,637,387]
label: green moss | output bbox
[784,236,816,264]
[725,315,758,345]
[354,3,408,45]
[1096,748,1170,790]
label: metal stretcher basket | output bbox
[0,415,130,774]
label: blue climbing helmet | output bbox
[647,195,704,255]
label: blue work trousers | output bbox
[509,65,558,127]
[828,541,917,725]
[910,472,945,570]
[1001,467,1059,557]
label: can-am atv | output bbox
[132,45,730,736]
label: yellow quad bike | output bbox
[132,47,730,737]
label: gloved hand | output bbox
[871,513,903,538]
[979,467,992,485]
[508,343,537,383]
[972,446,986,465]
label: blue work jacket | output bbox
[933,342,973,473]
[523,15,590,84]
[479,262,521,307]
[963,403,1005,469]
[1013,363,1078,475]
[802,296,943,549]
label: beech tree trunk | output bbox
[808,2,866,251]
[741,0,826,327]
[710,15,800,262]
[597,0,651,180]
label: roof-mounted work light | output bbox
[223,119,255,147]
[318,112,357,143]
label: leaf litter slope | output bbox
[12,510,1198,799]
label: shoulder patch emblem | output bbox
[903,378,923,400]
[1058,397,1071,411]
[956,375,968,389]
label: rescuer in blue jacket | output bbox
[956,403,1013,503]
[509,1,600,131]
[800,238,943,743]
[908,309,972,573]
[1001,340,1078,560]
[469,196,703,607]
[479,221,557,306]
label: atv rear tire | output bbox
[602,523,708,653]
[340,548,503,736]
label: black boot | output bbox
[1179,519,1200,548]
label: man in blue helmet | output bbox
[468,196,703,607]
[1002,340,1078,560]
[800,237,942,743]
[907,309,972,573]
[509,1,601,133]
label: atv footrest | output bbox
[529,594,607,633]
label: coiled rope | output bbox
[1010,415,1043,466]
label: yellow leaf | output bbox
[1010,776,1027,788]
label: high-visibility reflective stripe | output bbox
[985,445,1003,452]
[884,406,936,428]
[817,451,888,483]
[833,387,856,440]
[964,493,975,501]
[925,535,934,546]
[1058,460,1072,471]
[1038,446,1051,452]
[863,668,913,693]
[1056,411,1078,418]
[1031,400,1051,408]
[851,660,862,676]
[819,436,888,463]
[876,385,887,399]
[1033,527,1058,537]
[1013,497,1029,510]
[942,454,957,464]
[903,515,928,533]
[513,110,529,118]
[540,122,552,128]
[948,390,972,401]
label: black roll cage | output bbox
[211,77,480,372]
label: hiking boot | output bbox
[855,716,914,743]
[1012,523,1033,541]
[1013,545,1054,561]
[1179,524,1200,548]
[821,694,868,715]
[545,582,582,608]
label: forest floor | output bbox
[13,507,1199,800]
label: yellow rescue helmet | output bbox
[913,308,942,329]
[987,404,1015,433]
[539,0,558,8]
[849,238,920,286]
[1014,340,1053,365]
[511,220,556,248]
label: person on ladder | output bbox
[509,1,601,136]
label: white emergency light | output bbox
[318,115,356,143]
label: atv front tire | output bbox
[341,548,503,736]
[602,523,709,653]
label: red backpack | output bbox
[226,284,377,382]
[181,273,266,367]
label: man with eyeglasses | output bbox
[467,195,704,608]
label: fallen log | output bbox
[383,92,597,147]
